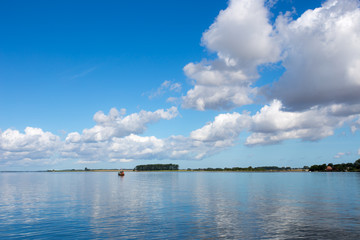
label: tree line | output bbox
[190,166,292,171]
[309,159,360,172]
[134,164,179,171]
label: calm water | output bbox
[1,172,360,239]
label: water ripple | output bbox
[1,172,360,239]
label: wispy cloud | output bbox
[76,160,100,164]
[70,66,97,80]
[333,152,351,159]
[149,80,182,99]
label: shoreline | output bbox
[45,169,308,173]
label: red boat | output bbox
[118,170,125,176]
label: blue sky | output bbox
[1,0,360,170]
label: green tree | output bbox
[354,159,360,169]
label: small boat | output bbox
[118,170,125,176]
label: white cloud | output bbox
[60,100,360,162]
[182,84,254,111]
[245,100,357,145]
[190,112,250,142]
[61,110,252,163]
[202,0,280,71]
[0,127,61,165]
[267,0,360,110]
[61,107,181,163]
[182,61,255,110]
[109,134,166,159]
[76,160,100,164]
[182,0,280,110]
[182,0,360,113]
[67,106,178,143]
[2,100,360,166]
[63,131,238,163]
[181,0,360,152]
[0,107,180,166]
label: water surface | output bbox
[1,172,360,239]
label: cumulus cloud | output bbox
[202,0,279,69]
[182,0,280,110]
[182,61,255,110]
[185,99,358,148]
[107,135,211,161]
[268,0,360,110]
[183,0,360,113]
[183,100,359,148]
[0,127,61,165]
[180,0,360,156]
[190,112,250,142]
[63,116,248,163]
[0,107,180,166]
[95,101,359,162]
[66,106,178,143]
[246,100,359,145]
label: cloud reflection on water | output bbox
[1,172,360,239]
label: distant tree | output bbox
[321,164,327,171]
[308,161,360,172]
[354,159,360,169]
[134,164,179,171]
[309,164,327,172]
[333,164,345,172]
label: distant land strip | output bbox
[42,159,360,172]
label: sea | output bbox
[1,171,360,239]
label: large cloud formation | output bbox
[181,0,360,157]
[270,0,360,110]
[183,0,360,112]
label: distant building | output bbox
[326,166,333,171]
